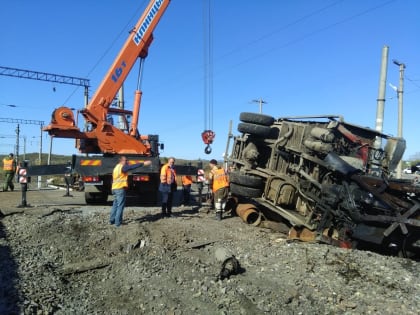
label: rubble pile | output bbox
[0,190,419,314]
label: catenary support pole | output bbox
[393,59,406,179]
[374,45,389,149]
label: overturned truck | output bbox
[227,112,420,259]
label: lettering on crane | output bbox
[111,61,127,83]
[133,0,164,45]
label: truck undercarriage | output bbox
[227,112,420,259]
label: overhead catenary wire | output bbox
[62,2,148,107]
[132,0,409,104]
[211,0,399,76]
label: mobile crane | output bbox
[43,0,172,204]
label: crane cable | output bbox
[201,0,215,154]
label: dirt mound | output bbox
[1,189,419,314]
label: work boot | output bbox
[161,203,167,218]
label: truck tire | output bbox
[85,192,108,204]
[230,182,262,198]
[229,171,263,188]
[238,122,271,137]
[240,112,274,126]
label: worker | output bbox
[181,175,193,206]
[159,157,177,217]
[3,153,16,192]
[110,156,152,227]
[208,159,229,220]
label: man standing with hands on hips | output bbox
[110,156,152,227]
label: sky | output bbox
[1,0,419,162]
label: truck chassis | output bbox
[228,112,420,259]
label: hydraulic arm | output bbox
[43,0,170,154]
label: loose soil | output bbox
[0,186,419,314]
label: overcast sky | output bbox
[1,0,419,161]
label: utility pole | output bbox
[23,136,26,160]
[393,59,406,179]
[374,45,389,149]
[15,124,20,163]
[251,98,267,114]
[0,118,44,188]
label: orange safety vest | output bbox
[160,164,176,184]
[112,163,128,190]
[182,175,193,186]
[211,168,229,192]
[3,158,14,171]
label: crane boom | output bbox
[43,0,170,155]
[38,0,200,206]
[83,0,168,123]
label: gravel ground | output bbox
[0,188,419,314]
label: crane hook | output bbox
[205,144,212,154]
[201,130,215,155]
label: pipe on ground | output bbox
[236,203,261,226]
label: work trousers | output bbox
[182,184,191,205]
[110,188,126,227]
[3,172,15,191]
[161,191,174,215]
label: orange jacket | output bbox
[182,175,193,186]
[160,163,176,184]
[211,168,229,192]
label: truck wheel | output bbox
[238,122,271,137]
[230,182,262,198]
[229,171,263,188]
[85,192,108,204]
[240,112,275,126]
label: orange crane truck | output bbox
[43,0,172,204]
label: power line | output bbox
[217,0,345,61]
[406,75,420,90]
[214,0,398,74]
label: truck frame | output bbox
[43,0,171,204]
[227,112,420,259]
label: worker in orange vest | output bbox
[3,153,16,192]
[110,156,152,227]
[208,159,229,220]
[181,175,193,206]
[159,157,177,217]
